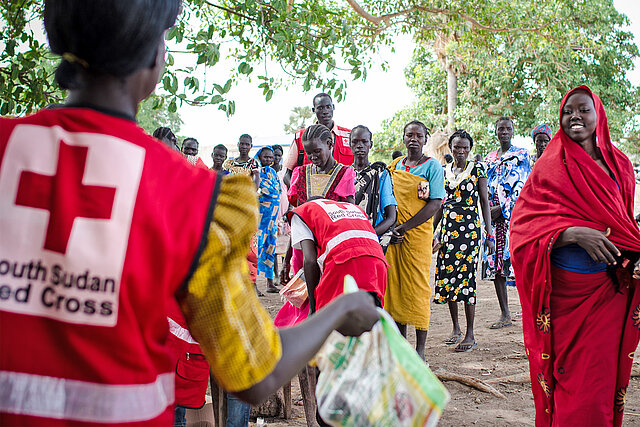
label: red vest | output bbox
[0,108,218,425]
[293,199,386,307]
[167,302,210,409]
[294,123,353,166]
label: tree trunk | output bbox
[447,67,457,132]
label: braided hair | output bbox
[152,127,175,141]
[302,124,332,146]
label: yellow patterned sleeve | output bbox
[179,174,282,393]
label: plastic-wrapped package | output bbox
[279,269,308,308]
[315,276,450,427]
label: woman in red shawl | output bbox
[511,86,640,426]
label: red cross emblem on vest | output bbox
[14,140,116,254]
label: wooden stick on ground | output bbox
[486,372,531,385]
[486,365,640,386]
[435,372,507,399]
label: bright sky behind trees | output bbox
[179,0,640,164]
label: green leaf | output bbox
[168,99,177,113]
[213,84,225,94]
[223,79,232,93]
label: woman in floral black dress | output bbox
[432,130,494,352]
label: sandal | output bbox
[455,341,477,352]
[267,286,279,293]
[490,319,513,329]
[444,332,463,345]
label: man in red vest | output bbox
[282,93,353,187]
[290,198,387,313]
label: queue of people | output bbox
[1,1,640,426]
[157,86,640,427]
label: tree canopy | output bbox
[348,0,640,157]
[0,0,380,116]
[283,106,313,134]
[1,0,638,158]
[136,96,184,136]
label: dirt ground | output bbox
[249,253,640,427]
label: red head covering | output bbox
[510,85,640,425]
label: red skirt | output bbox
[548,266,628,426]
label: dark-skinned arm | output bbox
[553,226,620,265]
[431,205,444,248]
[392,198,441,244]
[232,291,379,405]
[478,177,491,232]
[374,205,397,236]
[300,239,320,314]
[490,205,504,222]
[251,170,260,189]
[478,176,495,254]
[280,238,292,283]
[345,195,355,204]
[397,198,442,232]
[283,168,293,188]
[432,205,443,231]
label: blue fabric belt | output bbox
[550,243,607,273]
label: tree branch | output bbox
[344,0,416,27]
[344,0,557,35]
[203,0,254,21]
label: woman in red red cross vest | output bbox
[281,198,387,426]
[291,198,387,313]
[0,1,380,426]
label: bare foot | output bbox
[254,283,265,297]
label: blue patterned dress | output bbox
[481,145,531,285]
[255,148,281,280]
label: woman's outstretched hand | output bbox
[566,226,620,265]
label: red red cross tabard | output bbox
[14,140,117,254]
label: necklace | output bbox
[404,154,425,167]
[313,160,337,174]
[453,161,468,177]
